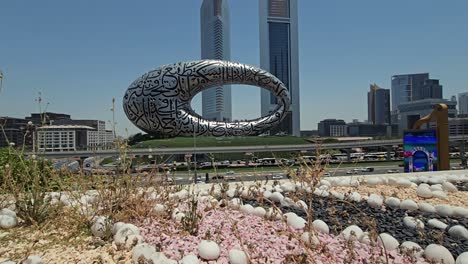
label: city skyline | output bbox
[0,0,467,136]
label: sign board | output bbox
[403,129,438,172]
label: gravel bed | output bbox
[243,194,468,258]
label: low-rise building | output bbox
[318,119,347,137]
[397,98,457,134]
[0,117,33,148]
[430,118,468,136]
[347,123,398,137]
[36,124,114,152]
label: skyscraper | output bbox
[259,0,300,136]
[200,0,232,122]
[459,92,468,117]
[367,84,390,125]
[391,73,443,124]
[391,73,429,112]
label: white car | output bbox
[346,170,359,175]
[323,172,331,177]
[272,174,284,179]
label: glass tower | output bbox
[259,0,300,136]
[200,0,232,122]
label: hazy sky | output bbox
[1,0,467,136]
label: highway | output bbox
[30,135,467,158]
[158,164,403,185]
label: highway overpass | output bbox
[30,135,467,158]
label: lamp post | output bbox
[193,126,197,182]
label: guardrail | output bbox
[27,135,467,158]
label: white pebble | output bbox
[448,225,468,240]
[91,216,111,237]
[400,241,423,258]
[424,244,455,264]
[367,194,383,208]
[377,233,400,251]
[153,204,166,215]
[269,192,284,203]
[253,207,267,217]
[419,203,437,214]
[442,182,458,192]
[180,254,199,264]
[435,204,454,217]
[397,179,413,188]
[286,214,306,229]
[331,191,344,200]
[453,207,468,218]
[385,197,401,208]
[240,204,254,215]
[312,220,329,234]
[23,256,43,264]
[198,240,220,260]
[403,216,424,229]
[427,219,448,230]
[0,215,17,229]
[400,199,418,211]
[341,225,363,241]
[432,190,448,199]
[112,222,125,235]
[228,249,248,264]
[114,224,140,245]
[348,192,362,202]
[430,184,443,191]
[456,252,468,264]
[417,185,433,198]
[366,178,382,186]
[132,243,156,263]
[0,208,16,218]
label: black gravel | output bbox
[453,181,468,192]
[242,193,468,258]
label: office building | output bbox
[347,123,398,137]
[36,122,114,152]
[200,0,232,122]
[318,119,347,137]
[397,98,457,134]
[459,92,468,117]
[429,118,468,136]
[25,112,71,126]
[367,84,390,125]
[259,0,300,136]
[0,117,32,148]
[391,73,444,123]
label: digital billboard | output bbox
[403,129,438,172]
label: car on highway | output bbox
[360,167,374,172]
[272,174,284,179]
[451,165,466,170]
[386,169,400,173]
[211,174,224,180]
[224,171,236,181]
[346,169,359,175]
[323,172,331,177]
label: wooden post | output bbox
[412,104,449,171]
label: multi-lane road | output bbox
[161,164,402,185]
[162,162,465,185]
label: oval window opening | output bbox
[191,84,279,122]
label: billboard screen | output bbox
[403,129,438,172]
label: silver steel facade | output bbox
[259,0,300,136]
[200,0,232,122]
[123,60,291,137]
